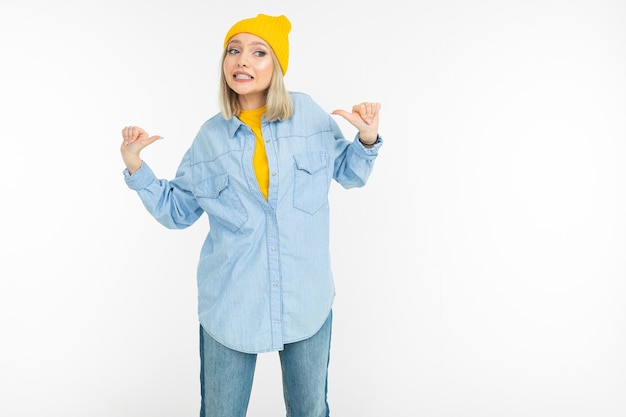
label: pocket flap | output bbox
[293,152,328,175]
[193,173,229,198]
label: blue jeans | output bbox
[199,312,332,417]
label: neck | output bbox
[238,92,267,110]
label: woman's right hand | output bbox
[120,126,162,174]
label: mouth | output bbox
[234,73,253,80]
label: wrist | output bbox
[358,135,378,147]
[124,158,142,175]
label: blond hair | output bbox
[218,51,293,122]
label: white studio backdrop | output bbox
[1,0,625,416]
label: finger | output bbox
[131,126,139,140]
[125,127,135,145]
[365,103,374,124]
[358,103,373,125]
[372,102,381,116]
[129,126,142,144]
[122,126,131,145]
[123,126,140,145]
[364,102,381,123]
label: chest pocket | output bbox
[193,173,248,232]
[293,152,330,215]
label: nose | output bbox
[237,55,249,68]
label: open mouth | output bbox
[234,74,253,79]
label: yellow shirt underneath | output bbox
[238,106,269,200]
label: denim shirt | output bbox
[124,92,382,353]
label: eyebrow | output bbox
[227,40,269,48]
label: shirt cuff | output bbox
[354,133,383,155]
[123,161,156,190]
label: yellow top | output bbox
[238,106,269,200]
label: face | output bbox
[223,32,275,110]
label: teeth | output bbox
[234,74,252,79]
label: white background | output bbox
[1,0,625,416]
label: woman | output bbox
[120,13,382,417]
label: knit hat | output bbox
[223,14,291,75]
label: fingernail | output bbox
[158,136,165,140]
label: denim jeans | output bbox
[199,312,332,417]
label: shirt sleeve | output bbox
[330,118,383,189]
[123,149,204,229]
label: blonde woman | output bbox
[120,13,382,417]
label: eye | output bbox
[227,48,240,55]
[253,50,267,57]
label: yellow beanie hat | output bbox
[223,14,291,75]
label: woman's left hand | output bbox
[332,102,381,145]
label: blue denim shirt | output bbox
[124,92,382,353]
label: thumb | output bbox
[146,135,164,144]
[129,134,163,149]
[331,109,350,120]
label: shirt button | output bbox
[271,172,276,176]
[265,139,270,143]
[273,320,280,325]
